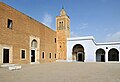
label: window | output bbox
[59,22,61,28]
[59,22,61,25]
[55,54,56,59]
[42,52,45,59]
[55,38,56,43]
[7,19,13,29]
[62,21,63,26]
[21,50,26,59]
[49,53,52,59]
[31,39,37,48]
[60,45,61,48]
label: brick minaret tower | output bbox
[56,7,70,60]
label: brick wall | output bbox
[0,2,57,64]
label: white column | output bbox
[105,51,108,62]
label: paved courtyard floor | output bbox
[0,62,120,82]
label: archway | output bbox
[72,44,84,62]
[96,49,105,62]
[31,39,37,62]
[31,39,37,48]
[108,48,119,61]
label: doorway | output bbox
[77,53,84,62]
[96,49,105,62]
[3,49,9,63]
[72,44,84,62]
[101,55,105,62]
[31,50,35,62]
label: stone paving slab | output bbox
[0,62,120,82]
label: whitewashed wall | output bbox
[96,44,120,62]
[67,36,120,62]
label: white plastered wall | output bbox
[96,44,120,62]
[67,38,96,62]
[67,36,120,62]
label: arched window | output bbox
[31,39,37,49]
[62,21,64,26]
[59,22,61,28]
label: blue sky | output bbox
[1,0,120,42]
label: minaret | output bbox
[56,7,70,60]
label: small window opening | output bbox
[7,19,13,29]
[59,22,61,28]
[62,21,64,26]
[106,47,108,49]
[42,52,44,59]
[49,53,52,59]
[55,54,56,59]
[21,50,25,59]
[60,45,61,48]
[55,38,56,43]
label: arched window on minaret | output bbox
[62,21,64,27]
[59,22,61,30]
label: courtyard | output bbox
[0,62,120,82]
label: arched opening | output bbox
[31,39,37,49]
[31,39,37,62]
[72,44,84,62]
[108,48,119,61]
[96,49,105,62]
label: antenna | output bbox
[62,5,64,9]
[61,0,64,9]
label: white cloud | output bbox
[79,23,88,30]
[70,23,88,37]
[105,32,120,42]
[42,13,53,27]
[71,31,79,37]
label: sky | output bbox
[1,0,120,43]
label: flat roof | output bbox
[67,36,120,45]
[96,42,120,45]
[67,36,95,41]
